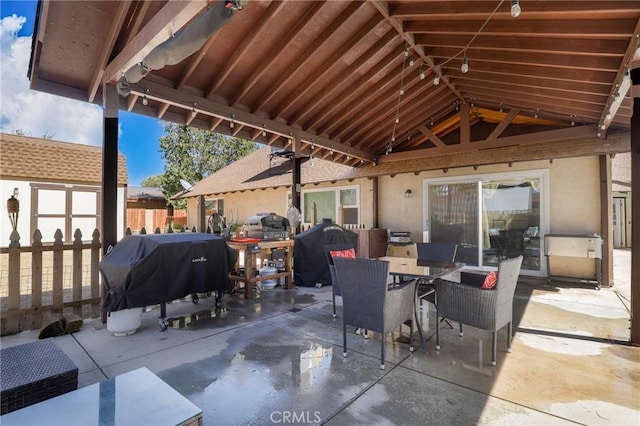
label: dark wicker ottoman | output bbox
[0,339,78,415]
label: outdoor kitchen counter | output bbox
[227,239,295,299]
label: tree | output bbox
[140,174,164,188]
[159,123,257,203]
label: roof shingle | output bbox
[0,133,128,185]
[186,146,354,197]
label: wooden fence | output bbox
[0,226,203,336]
[126,208,187,233]
[0,228,101,336]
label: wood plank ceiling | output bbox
[29,1,639,168]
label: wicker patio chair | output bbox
[415,242,458,328]
[434,255,523,366]
[324,242,357,319]
[332,256,417,370]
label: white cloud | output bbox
[1,14,103,146]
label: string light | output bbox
[142,88,149,106]
[419,64,426,80]
[433,65,440,85]
[570,115,576,126]
[510,0,521,18]
[534,109,539,119]
[230,114,235,129]
[191,103,197,118]
[499,102,503,112]
[262,125,267,137]
[409,56,415,67]
[388,41,409,155]
[461,49,469,73]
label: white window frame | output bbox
[297,185,360,226]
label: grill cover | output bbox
[294,222,358,287]
[100,233,237,312]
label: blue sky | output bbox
[0,0,166,186]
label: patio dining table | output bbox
[376,256,465,351]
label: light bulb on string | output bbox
[510,0,521,18]
[191,103,197,118]
[262,125,267,137]
[419,65,426,80]
[409,56,414,67]
[461,55,469,74]
[230,114,235,129]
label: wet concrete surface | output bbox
[1,251,638,425]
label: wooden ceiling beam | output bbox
[487,108,520,140]
[229,1,327,106]
[274,14,385,118]
[104,0,207,84]
[130,79,375,163]
[391,2,640,18]
[370,0,462,104]
[460,86,605,116]
[379,125,599,163]
[404,19,637,38]
[252,2,366,111]
[349,83,450,145]
[440,60,615,85]
[415,34,628,56]
[293,29,398,125]
[600,18,640,134]
[89,1,130,102]
[176,31,223,89]
[428,47,622,72]
[303,42,403,130]
[452,80,608,106]
[205,1,287,98]
[446,69,612,96]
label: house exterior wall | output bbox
[377,156,601,277]
[185,178,376,231]
[185,157,602,279]
[1,179,126,246]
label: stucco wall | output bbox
[185,178,375,231]
[186,156,602,278]
[377,156,601,277]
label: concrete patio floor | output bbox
[1,250,638,425]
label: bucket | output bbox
[107,307,143,336]
[259,264,278,288]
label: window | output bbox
[301,186,359,226]
[31,184,100,243]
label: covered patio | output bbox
[3,1,637,423]
[26,0,640,342]
[0,249,636,424]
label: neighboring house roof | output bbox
[0,133,127,185]
[612,152,631,192]
[183,146,354,198]
[127,186,165,201]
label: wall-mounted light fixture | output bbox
[404,189,412,198]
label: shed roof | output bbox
[0,133,128,185]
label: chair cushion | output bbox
[481,271,498,289]
[330,248,356,259]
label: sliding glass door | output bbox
[424,170,548,273]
